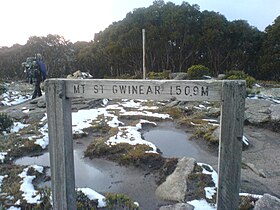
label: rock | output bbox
[67,70,93,79]
[25,112,45,124]
[207,107,220,117]
[245,99,272,124]
[217,74,226,79]
[242,162,266,178]
[212,127,249,149]
[254,193,280,210]
[170,73,188,80]
[258,88,280,99]
[5,109,27,121]
[211,127,219,142]
[159,203,194,210]
[269,104,280,121]
[165,100,180,107]
[155,157,196,202]
[37,98,46,108]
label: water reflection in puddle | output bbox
[15,148,161,208]
[143,124,208,161]
[15,151,112,190]
[15,122,210,174]
[14,122,213,209]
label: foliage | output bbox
[0,165,52,209]
[187,65,210,79]
[0,113,13,132]
[257,80,280,87]
[0,2,279,82]
[159,106,184,119]
[239,195,259,210]
[76,190,98,210]
[105,193,139,210]
[85,138,164,169]
[0,165,24,205]
[147,71,170,79]
[0,84,7,95]
[192,124,219,144]
[258,15,280,81]
[0,165,103,210]
[225,70,256,88]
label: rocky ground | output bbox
[1,81,280,209]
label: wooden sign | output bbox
[64,79,222,101]
[45,79,246,210]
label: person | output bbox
[31,53,47,99]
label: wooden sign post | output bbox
[45,79,246,210]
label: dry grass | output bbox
[186,164,216,203]
[191,124,219,144]
[0,134,43,163]
[0,165,24,205]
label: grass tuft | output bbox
[105,193,139,210]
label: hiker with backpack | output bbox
[22,53,47,99]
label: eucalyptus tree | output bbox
[258,16,280,81]
[167,1,201,72]
[0,44,26,80]
[23,35,75,78]
[197,11,230,76]
[227,20,263,77]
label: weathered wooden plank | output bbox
[60,79,222,101]
[217,80,246,210]
[45,80,77,210]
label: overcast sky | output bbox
[1,0,279,47]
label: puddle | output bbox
[143,123,209,161]
[15,150,112,190]
[14,122,214,209]
[15,148,163,209]
[15,123,212,184]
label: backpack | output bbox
[37,60,47,80]
[22,56,46,84]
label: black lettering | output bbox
[170,86,173,95]
[93,85,98,93]
[176,86,181,95]
[185,86,190,95]
[139,85,144,94]
[112,85,117,94]
[201,86,209,96]
[119,85,126,94]
[100,85,104,94]
[155,86,160,94]
[74,85,79,93]
[146,86,153,94]
[132,85,138,94]
[193,86,199,95]
[81,84,85,93]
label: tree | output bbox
[227,20,263,77]
[258,16,280,81]
[197,11,230,76]
[0,1,275,81]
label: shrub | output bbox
[0,84,7,95]
[76,190,98,210]
[187,65,210,79]
[105,193,139,210]
[0,113,13,132]
[225,70,256,88]
[147,70,170,79]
